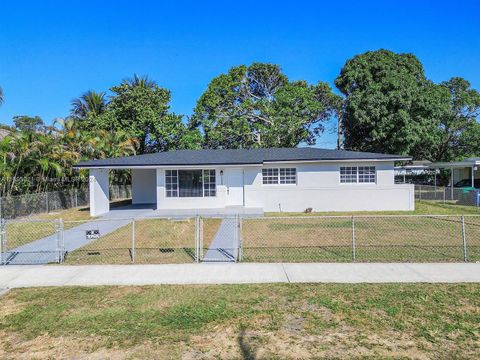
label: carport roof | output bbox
[74,147,411,168]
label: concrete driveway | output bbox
[3,205,157,265]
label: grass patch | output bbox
[0,284,478,358]
[64,218,197,264]
[243,214,480,262]
[266,200,480,216]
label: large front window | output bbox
[165,170,216,197]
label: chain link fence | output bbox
[0,214,479,265]
[0,185,132,219]
[415,184,480,207]
[240,215,479,263]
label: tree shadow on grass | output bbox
[238,326,256,360]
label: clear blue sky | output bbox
[0,0,478,148]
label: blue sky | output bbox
[0,0,478,148]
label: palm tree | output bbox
[71,90,107,119]
[0,86,4,107]
[124,74,156,88]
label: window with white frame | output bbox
[340,166,357,183]
[165,170,178,197]
[262,168,297,185]
[165,169,216,197]
[340,166,376,184]
[358,166,376,183]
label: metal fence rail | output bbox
[0,214,479,265]
[0,185,132,219]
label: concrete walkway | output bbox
[203,218,238,262]
[0,263,479,288]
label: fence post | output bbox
[419,184,422,200]
[443,187,446,205]
[461,215,468,262]
[200,217,203,261]
[0,218,5,265]
[238,215,243,262]
[55,218,64,263]
[74,189,78,208]
[45,192,49,213]
[194,215,200,263]
[351,216,356,262]
[131,219,135,263]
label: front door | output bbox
[225,168,244,206]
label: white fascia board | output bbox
[262,158,408,165]
[429,161,480,168]
[75,164,262,170]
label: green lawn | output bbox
[242,213,480,263]
[266,200,480,216]
[0,284,478,359]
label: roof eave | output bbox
[74,156,411,169]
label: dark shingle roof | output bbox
[74,148,410,168]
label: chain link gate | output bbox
[197,216,242,263]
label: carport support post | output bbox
[451,167,454,200]
[351,216,356,262]
[461,215,468,262]
[89,169,110,217]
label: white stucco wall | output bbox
[132,169,157,204]
[89,168,110,216]
[243,161,414,212]
[152,161,414,212]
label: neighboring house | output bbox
[74,148,414,216]
[429,158,480,188]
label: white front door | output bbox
[225,168,244,206]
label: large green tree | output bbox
[191,63,341,149]
[335,49,444,156]
[95,75,201,153]
[335,49,480,161]
[12,115,45,133]
[424,77,480,161]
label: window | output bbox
[203,169,216,197]
[262,168,279,184]
[280,168,297,184]
[340,167,357,183]
[165,170,216,197]
[165,170,178,197]
[262,168,296,185]
[340,166,376,184]
[358,166,376,183]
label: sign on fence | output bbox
[86,229,100,240]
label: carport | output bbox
[428,158,480,198]
[88,168,157,217]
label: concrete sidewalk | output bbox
[0,263,479,288]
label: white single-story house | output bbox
[74,148,414,216]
